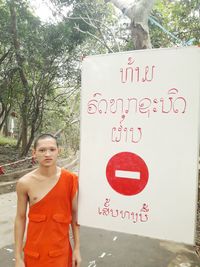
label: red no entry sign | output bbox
[106,152,149,196]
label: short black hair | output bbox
[33,134,58,149]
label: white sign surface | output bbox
[78,47,200,245]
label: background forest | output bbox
[0,0,199,158]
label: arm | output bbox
[71,192,81,267]
[14,179,28,267]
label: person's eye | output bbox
[50,148,56,152]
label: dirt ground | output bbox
[0,145,20,164]
[0,145,33,174]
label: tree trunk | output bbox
[0,105,11,132]
[9,0,29,153]
[22,127,35,156]
[0,49,11,65]
[16,131,22,149]
[20,112,28,155]
[105,0,155,49]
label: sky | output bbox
[30,0,55,22]
[30,0,71,23]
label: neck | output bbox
[38,165,58,177]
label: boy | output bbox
[14,134,81,267]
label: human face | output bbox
[33,138,59,167]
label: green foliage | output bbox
[52,0,123,54]
[150,0,200,47]
[1,0,199,156]
[0,134,17,146]
[1,0,88,155]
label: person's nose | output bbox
[45,149,51,156]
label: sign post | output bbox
[78,47,200,245]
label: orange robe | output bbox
[23,169,78,267]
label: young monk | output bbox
[14,134,81,267]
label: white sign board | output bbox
[78,47,200,245]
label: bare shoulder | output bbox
[16,169,37,193]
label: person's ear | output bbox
[32,149,36,158]
[31,149,37,165]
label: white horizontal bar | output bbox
[115,170,140,179]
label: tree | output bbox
[50,0,123,53]
[0,0,19,135]
[1,0,199,157]
[150,0,200,48]
[9,0,31,153]
[105,0,155,49]
[51,0,199,51]
[7,0,88,156]
[0,63,18,133]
